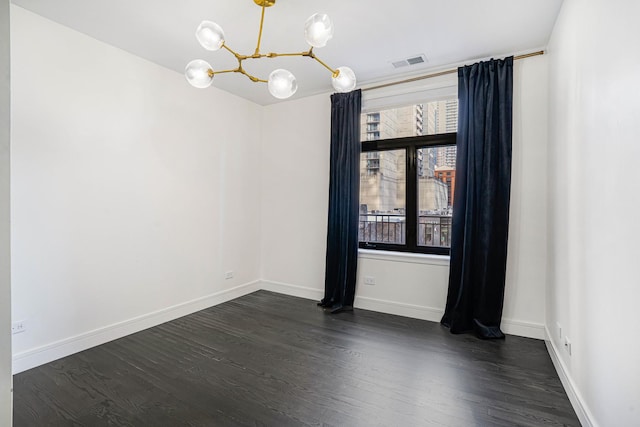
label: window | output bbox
[366,131,380,141]
[359,100,458,255]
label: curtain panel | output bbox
[441,57,514,339]
[319,89,362,313]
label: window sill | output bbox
[358,249,450,266]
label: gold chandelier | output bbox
[185,0,357,99]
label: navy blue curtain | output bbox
[441,57,514,339]
[319,90,362,313]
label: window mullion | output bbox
[405,146,418,250]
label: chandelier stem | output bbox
[254,3,267,55]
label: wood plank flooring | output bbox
[13,291,579,426]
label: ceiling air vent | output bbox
[391,54,427,69]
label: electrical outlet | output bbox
[224,271,234,280]
[363,276,376,285]
[557,322,562,340]
[564,336,572,356]
[11,320,27,334]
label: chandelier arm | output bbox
[237,68,268,83]
[240,49,340,78]
[212,69,239,75]
[254,3,267,55]
[222,43,249,61]
[264,50,311,58]
[308,53,340,77]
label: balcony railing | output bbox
[359,213,406,244]
[359,213,452,247]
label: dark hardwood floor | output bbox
[13,291,579,426]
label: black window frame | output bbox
[359,132,457,256]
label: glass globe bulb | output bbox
[304,13,334,48]
[268,69,298,99]
[185,59,214,89]
[331,66,356,93]
[196,21,225,51]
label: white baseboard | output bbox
[12,281,261,374]
[260,280,445,323]
[260,280,324,301]
[354,295,444,322]
[356,297,545,339]
[260,280,545,340]
[545,326,596,427]
[501,318,546,340]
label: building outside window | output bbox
[359,99,458,255]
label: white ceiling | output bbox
[11,0,564,105]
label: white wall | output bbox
[10,6,262,372]
[261,56,549,339]
[546,0,640,425]
[505,56,549,337]
[0,0,12,423]
[260,93,331,292]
